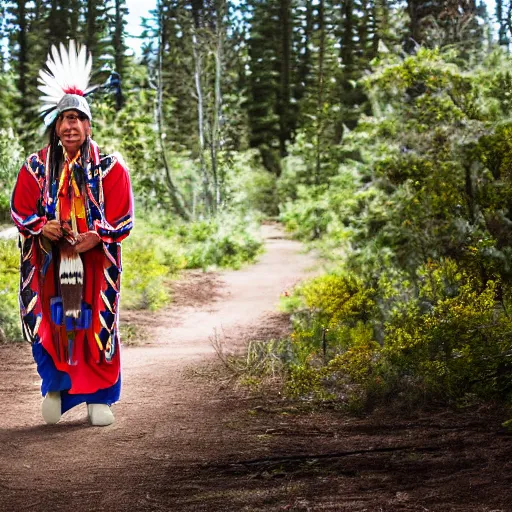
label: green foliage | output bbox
[277,50,512,411]
[278,159,360,245]
[279,274,375,368]
[279,184,332,240]
[121,220,180,310]
[181,213,263,270]
[225,150,279,217]
[0,239,22,343]
[277,259,512,409]
[0,129,24,222]
[299,273,376,329]
[384,260,512,401]
[285,363,324,399]
[0,71,18,132]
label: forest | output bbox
[1,0,512,413]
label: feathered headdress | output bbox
[38,40,95,126]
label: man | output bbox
[11,41,133,426]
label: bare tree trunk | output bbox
[157,12,191,221]
[192,28,214,215]
[210,1,224,208]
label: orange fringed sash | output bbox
[56,151,88,234]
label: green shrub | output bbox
[384,265,512,401]
[276,272,382,406]
[274,259,512,409]
[182,213,263,270]
[0,239,22,342]
[226,150,279,217]
[0,129,24,223]
[300,273,376,329]
[284,339,383,408]
[285,363,324,399]
[121,220,183,310]
[279,184,333,240]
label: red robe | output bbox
[11,140,133,397]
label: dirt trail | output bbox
[0,224,511,512]
[0,224,317,510]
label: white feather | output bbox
[69,40,79,88]
[59,43,71,89]
[39,95,62,104]
[77,45,87,85]
[39,103,56,113]
[37,86,62,100]
[38,40,94,114]
[38,68,61,89]
[37,76,65,97]
[50,45,65,84]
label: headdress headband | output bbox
[38,40,95,127]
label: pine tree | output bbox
[292,0,341,186]
[86,0,114,73]
[6,0,50,144]
[10,1,30,118]
[246,0,293,174]
[293,0,315,106]
[406,0,484,50]
[221,1,251,151]
[113,0,128,77]
[48,0,71,47]
[331,0,380,137]
[113,0,129,107]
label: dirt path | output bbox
[0,224,511,512]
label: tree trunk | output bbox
[157,7,191,221]
[191,28,214,215]
[210,2,224,208]
[406,0,420,51]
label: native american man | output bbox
[11,41,133,426]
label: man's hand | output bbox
[75,231,101,253]
[41,220,63,242]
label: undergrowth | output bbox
[216,263,512,413]
[0,239,21,342]
[0,212,264,343]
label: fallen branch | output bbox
[210,443,446,469]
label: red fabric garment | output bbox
[11,142,134,395]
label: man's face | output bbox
[55,110,91,157]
